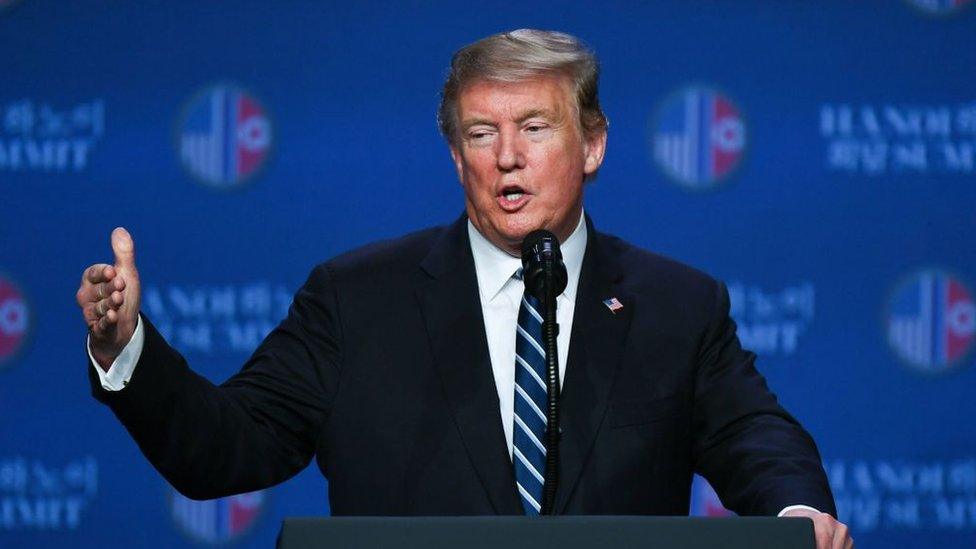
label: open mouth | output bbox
[498,185,530,210]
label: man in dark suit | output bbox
[77,29,852,547]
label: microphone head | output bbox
[520,230,568,300]
[521,229,559,259]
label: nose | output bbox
[496,126,526,172]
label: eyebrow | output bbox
[460,107,565,133]
[515,108,563,125]
[460,117,496,132]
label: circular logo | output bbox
[177,85,273,188]
[886,269,975,374]
[170,488,266,544]
[0,275,29,369]
[904,0,972,15]
[651,87,746,190]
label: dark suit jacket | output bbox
[90,215,836,516]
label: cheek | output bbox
[539,151,584,192]
[462,154,497,190]
[545,138,585,171]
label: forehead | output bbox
[456,76,573,120]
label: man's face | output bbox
[450,76,606,256]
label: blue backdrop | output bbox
[1,1,974,547]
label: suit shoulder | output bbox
[311,224,446,282]
[599,232,718,285]
[596,232,725,331]
[597,232,720,296]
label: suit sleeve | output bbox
[691,280,836,517]
[88,264,342,500]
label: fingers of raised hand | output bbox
[78,271,125,306]
[94,290,124,316]
[96,278,125,300]
[90,310,116,338]
[83,263,115,285]
[111,227,137,268]
[84,289,124,334]
[97,308,118,332]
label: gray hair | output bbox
[437,29,608,143]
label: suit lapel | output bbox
[415,216,523,514]
[555,220,634,514]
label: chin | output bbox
[501,212,543,235]
[498,224,535,245]
[484,227,529,256]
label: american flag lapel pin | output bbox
[603,297,624,314]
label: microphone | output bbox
[520,229,567,515]
[520,230,568,301]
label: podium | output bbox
[277,516,815,549]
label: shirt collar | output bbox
[468,210,588,303]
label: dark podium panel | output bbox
[277,516,815,549]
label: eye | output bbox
[523,123,552,141]
[465,128,496,144]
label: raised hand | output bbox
[77,227,142,371]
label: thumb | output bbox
[111,227,137,270]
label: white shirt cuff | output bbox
[87,315,145,392]
[778,504,822,517]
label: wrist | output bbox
[89,341,120,372]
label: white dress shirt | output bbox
[88,211,817,516]
[467,212,587,457]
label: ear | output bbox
[582,129,607,176]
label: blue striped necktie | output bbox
[513,269,549,515]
